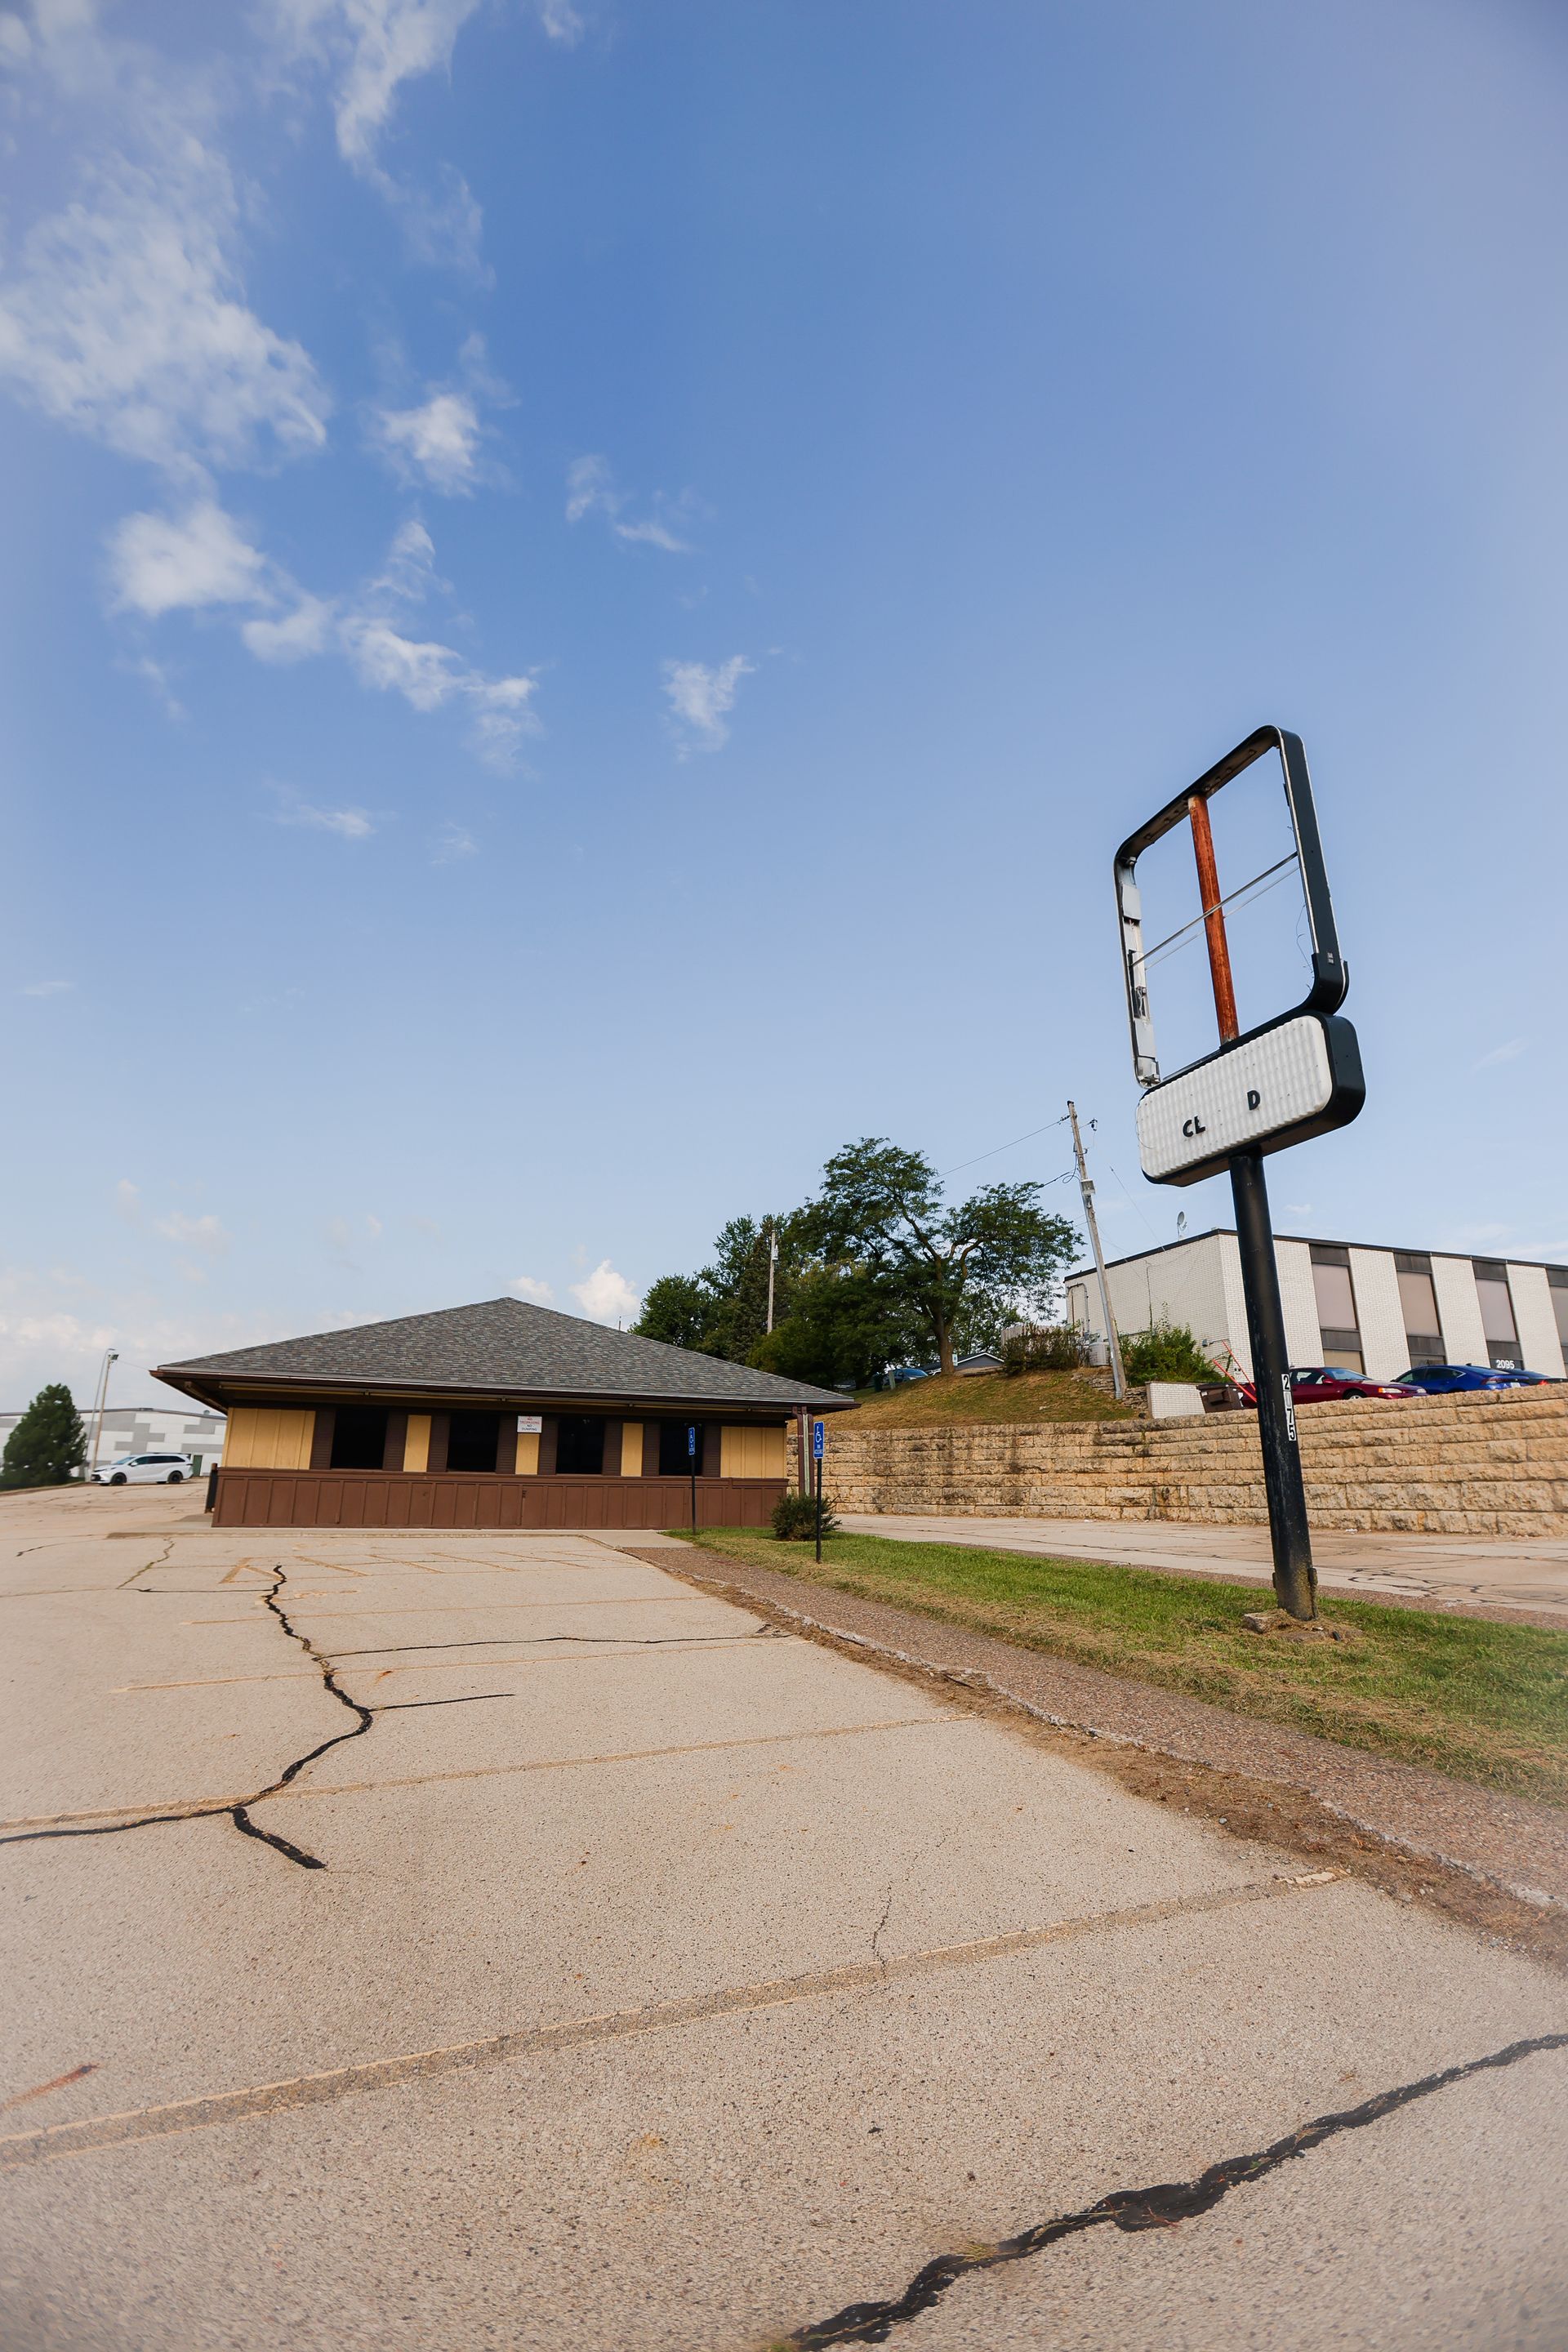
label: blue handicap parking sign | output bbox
[812,1419,825,1459]
[688,1425,697,1456]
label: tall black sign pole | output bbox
[1188,793,1316,1621]
[688,1423,697,1534]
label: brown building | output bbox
[154,1296,853,1531]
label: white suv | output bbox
[91,1453,194,1486]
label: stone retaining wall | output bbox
[792,1389,1568,1538]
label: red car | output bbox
[1232,1366,1421,1407]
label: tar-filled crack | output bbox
[779,2033,1568,2347]
[0,1570,373,1873]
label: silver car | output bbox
[90,1451,194,1486]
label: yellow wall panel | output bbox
[719,1424,787,1479]
[225,1407,314,1471]
[403,1414,430,1474]
[620,1422,643,1477]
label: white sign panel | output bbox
[1137,1014,1335,1183]
[516,1414,542,1435]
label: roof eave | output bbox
[151,1366,857,1416]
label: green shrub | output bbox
[1001,1324,1090,1374]
[771,1490,840,1541]
[1119,1322,1215,1385]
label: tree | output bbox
[634,1274,711,1352]
[750,1262,918,1392]
[2,1383,87,1489]
[633,1213,805,1362]
[804,1138,1080,1375]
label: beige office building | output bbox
[1067,1232,1568,1384]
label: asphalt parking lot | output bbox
[3,1485,1566,2350]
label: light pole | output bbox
[765,1223,779,1334]
[87,1348,118,1481]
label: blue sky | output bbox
[2,0,1566,1408]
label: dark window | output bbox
[1549,1267,1568,1354]
[556,1416,605,1475]
[1393,1250,1445,1366]
[658,1420,702,1477]
[331,1407,389,1470]
[447,1411,500,1473]
[1472,1260,1520,1370]
[1310,1244,1361,1372]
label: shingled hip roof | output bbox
[154,1297,852,1413]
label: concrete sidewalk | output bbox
[839,1510,1568,1619]
[2,1485,1566,2350]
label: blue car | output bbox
[1392,1364,1557,1394]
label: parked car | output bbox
[90,1451,194,1486]
[1392,1364,1558,1394]
[885,1365,932,1386]
[1231,1367,1421,1407]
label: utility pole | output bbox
[1067,1102,1126,1401]
[87,1348,118,1481]
[765,1223,778,1334]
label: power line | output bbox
[940,1114,1070,1181]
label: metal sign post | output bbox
[688,1423,697,1532]
[812,1418,826,1561]
[1112,728,1364,1624]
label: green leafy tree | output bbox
[804,1138,1080,1375]
[750,1262,918,1392]
[2,1383,87,1489]
[633,1273,712,1351]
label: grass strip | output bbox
[675,1528,1568,1806]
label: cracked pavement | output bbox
[2,1486,1566,2350]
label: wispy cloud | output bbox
[373,391,481,492]
[21,979,74,998]
[111,507,537,770]
[510,1274,554,1303]
[1473,1038,1526,1071]
[567,454,696,553]
[662,654,753,755]
[115,1180,141,1224]
[154,1210,229,1257]
[569,1259,640,1325]
[433,822,477,863]
[536,0,585,42]
[108,501,268,618]
[0,122,329,484]
[272,1,490,272]
[270,789,377,840]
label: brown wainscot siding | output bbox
[212,1470,786,1531]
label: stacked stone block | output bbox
[794,1390,1568,1538]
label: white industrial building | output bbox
[0,1405,226,1476]
[1067,1233,1568,1384]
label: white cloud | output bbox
[570,1259,640,1325]
[271,792,377,840]
[567,453,695,552]
[0,146,330,480]
[241,595,336,663]
[127,654,187,718]
[537,0,584,42]
[433,822,476,862]
[1473,1039,1526,1070]
[21,979,74,998]
[372,390,481,492]
[107,501,267,617]
[106,504,537,769]
[510,1275,554,1303]
[662,654,753,754]
[154,1210,229,1257]
[271,1,489,271]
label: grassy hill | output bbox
[842,1369,1138,1427]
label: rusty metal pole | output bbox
[1188,793,1316,1621]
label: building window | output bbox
[331,1406,388,1470]
[1548,1267,1568,1356]
[1472,1261,1521,1370]
[657,1420,702,1477]
[556,1415,605,1476]
[1393,1251,1445,1368]
[448,1411,501,1473]
[1309,1245,1363,1374]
